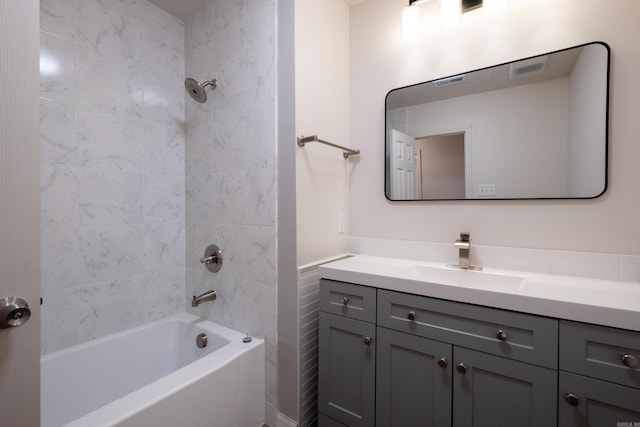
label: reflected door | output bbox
[390,129,418,199]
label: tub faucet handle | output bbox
[200,244,223,273]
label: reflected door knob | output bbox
[438,358,448,369]
[363,336,372,345]
[456,363,467,374]
[407,311,416,321]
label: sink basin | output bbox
[399,265,528,290]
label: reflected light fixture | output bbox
[402,0,429,41]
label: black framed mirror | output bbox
[385,41,610,201]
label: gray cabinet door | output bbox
[453,347,557,427]
[559,371,640,427]
[376,327,452,427]
[318,312,376,427]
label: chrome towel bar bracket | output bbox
[297,135,360,158]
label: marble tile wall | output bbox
[184,0,278,416]
[40,0,186,354]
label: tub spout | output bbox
[192,290,217,307]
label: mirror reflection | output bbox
[385,42,610,201]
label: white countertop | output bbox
[318,255,640,332]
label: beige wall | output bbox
[295,0,351,265]
[349,0,640,254]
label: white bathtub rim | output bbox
[43,313,265,427]
[41,312,244,362]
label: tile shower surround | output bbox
[183,0,278,411]
[40,0,186,354]
[41,0,278,417]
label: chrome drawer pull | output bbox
[341,296,349,306]
[438,358,448,369]
[565,393,580,407]
[456,363,467,374]
[496,329,508,342]
[363,336,372,345]
[621,354,639,369]
[407,311,416,321]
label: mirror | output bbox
[385,42,610,201]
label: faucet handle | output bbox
[459,232,470,241]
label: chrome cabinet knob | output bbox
[341,296,349,306]
[565,393,580,407]
[456,363,467,374]
[496,329,508,342]
[407,311,416,321]
[363,336,372,345]
[438,358,448,369]
[621,354,639,369]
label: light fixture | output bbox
[402,0,424,41]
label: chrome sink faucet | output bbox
[454,233,471,269]
[452,232,482,270]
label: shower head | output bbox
[185,78,217,103]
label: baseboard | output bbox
[275,412,298,427]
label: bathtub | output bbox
[41,313,265,427]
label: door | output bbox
[318,312,376,427]
[453,347,557,427]
[389,129,419,199]
[0,1,41,426]
[559,371,640,427]
[376,327,452,427]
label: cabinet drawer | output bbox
[377,289,558,369]
[559,371,640,426]
[319,279,376,323]
[560,320,640,389]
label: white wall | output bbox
[296,0,351,265]
[349,0,640,254]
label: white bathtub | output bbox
[41,313,265,427]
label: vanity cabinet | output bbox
[377,289,557,427]
[375,326,452,427]
[318,280,377,426]
[318,279,558,427]
[558,320,640,426]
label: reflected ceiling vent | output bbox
[432,74,466,88]
[509,55,549,79]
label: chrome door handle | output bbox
[0,297,31,328]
